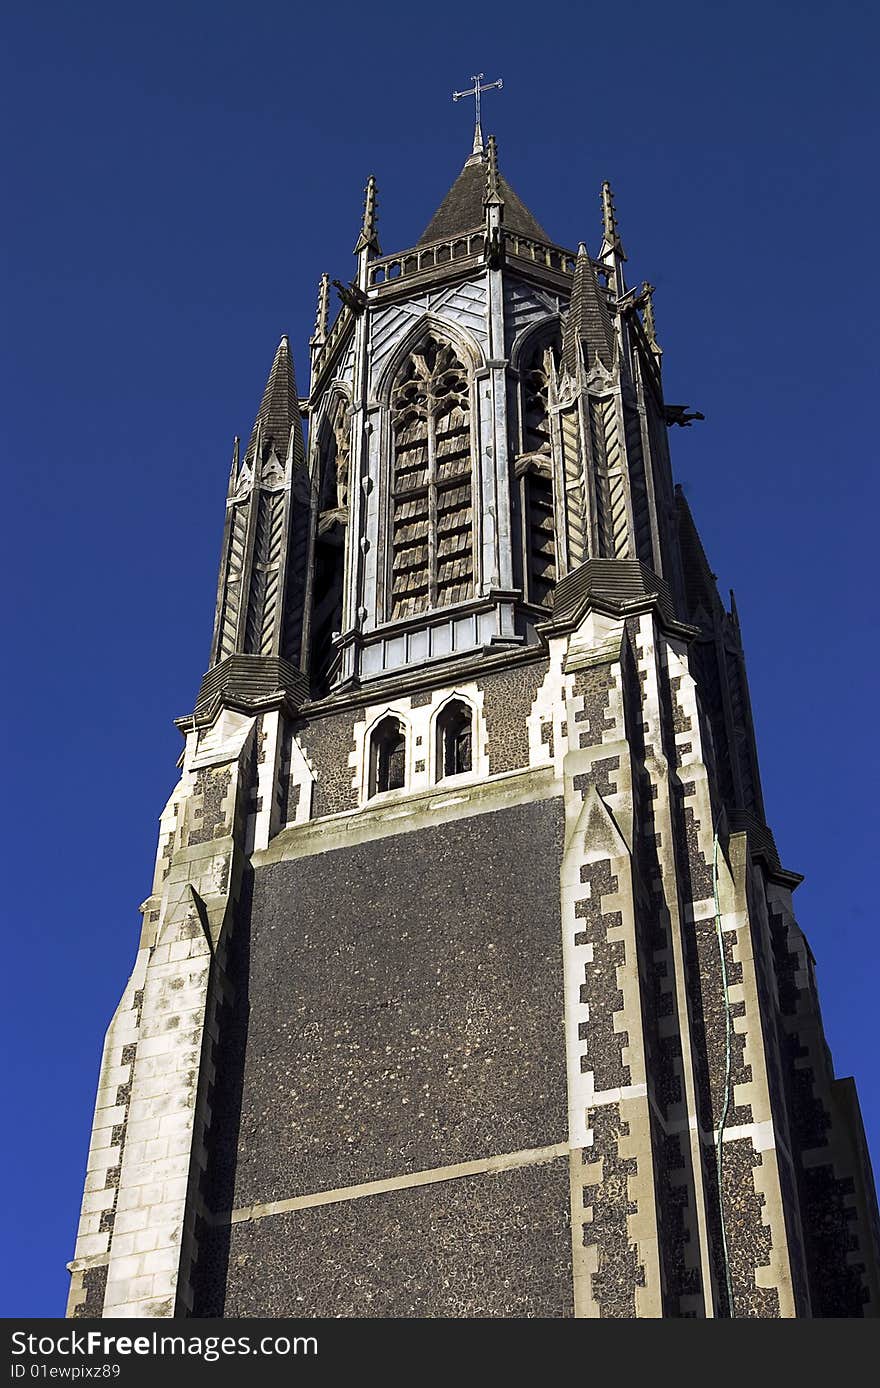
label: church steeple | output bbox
[67,122,880,1327]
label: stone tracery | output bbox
[389,336,474,618]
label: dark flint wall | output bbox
[208,797,569,1316]
[225,1160,572,1318]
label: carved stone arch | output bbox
[515,321,562,454]
[363,707,410,799]
[307,383,352,693]
[312,384,352,512]
[374,312,484,407]
[311,381,351,444]
[383,325,478,620]
[509,313,563,377]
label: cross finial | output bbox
[452,73,503,156]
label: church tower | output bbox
[67,115,880,1318]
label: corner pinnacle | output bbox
[243,335,299,466]
[561,241,614,378]
[311,272,330,347]
[227,436,240,494]
[354,174,381,256]
[600,180,626,260]
[484,133,504,207]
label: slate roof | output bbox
[244,336,299,465]
[552,557,680,631]
[561,244,614,374]
[675,487,722,623]
[417,153,549,245]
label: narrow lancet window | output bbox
[437,700,472,779]
[516,336,560,608]
[390,336,473,618]
[309,396,349,691]
[370,717,406,796]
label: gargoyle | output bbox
[332,279,368,315]
[615,283,653,315]
[664,404,705,427]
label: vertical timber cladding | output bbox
[216,798,572,1318]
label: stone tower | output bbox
[67,130,880,1319]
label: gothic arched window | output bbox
[516,336,560,609]
[436,700,473,780]
[390,336,474,619]
[309,395,350,690]
[369,716,406,797]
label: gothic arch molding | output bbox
[374,312,485,406]
[509,313,563,376]
[361,706,411,800]
[430,691,481,782]
[310,383,352,489]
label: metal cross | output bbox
[452,73,503,142]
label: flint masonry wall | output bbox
[195,797,572,1317]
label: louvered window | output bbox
[390,337,474,618]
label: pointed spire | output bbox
[354,174,381,256]
[472,122,484,157]
[227,436,240,496]
[418,154,547,245]
[561,242,615,377]
[243,335,299,466]
[641,282,662,356]
[600,180,626,260]
[311,272,329,348]
[484,133,504,208]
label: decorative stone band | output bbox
[222,1143,570,1227]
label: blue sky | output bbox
[2,0,878,1316]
